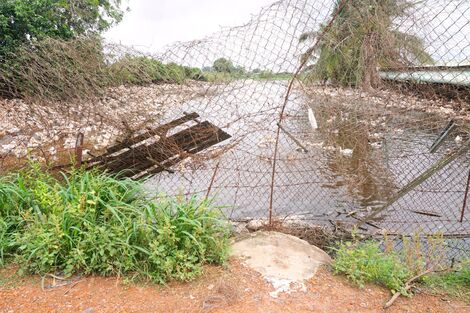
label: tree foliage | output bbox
[0,0,123,59]
[303,0,433,89]
[213,57,235,73]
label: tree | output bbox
[213,58,235,73]
[0,0,123,60]
[301,0,433,90]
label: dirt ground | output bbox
[0,259,468,313]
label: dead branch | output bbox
[383,268,435,309]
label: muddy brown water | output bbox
[144,80,469,259]
[1,80,468,259]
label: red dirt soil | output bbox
[0,259,468,313]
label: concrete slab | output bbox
[231,231,332,297]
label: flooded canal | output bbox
[145,81,470,244]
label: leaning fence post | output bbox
[267,0,349,227]
[460,168,470,223]
[75,132,84,168]
[205,160,221,200]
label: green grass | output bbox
[201,71,293,83]
[332,240,411,295]
[0,164,230,283]
[421,261,470,303]
[202,71,235,83]
[332,238,469,304]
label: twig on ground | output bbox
[63,280,82,295]
[383,268,435,309]
[41,273,80,291]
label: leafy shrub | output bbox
[106,55,160,86]
[213,58,236,73]
[203,71,234,83]
[332,240,411,295]
[0,166,230,283]
[0,37,108,100]
[0,37,207,100]
[183,66,206,81]
[332,234,469,303]
[106,57,207,86]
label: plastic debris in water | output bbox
[308,107,318,130]
[339,148,353,157]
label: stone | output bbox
[246,219,266,232]
[230,221,249,235]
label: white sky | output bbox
[104,0,470,68]
[105,0,275,53]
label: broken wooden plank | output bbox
[102,112,200,156]
[88,118,230,179]
[121,124,228,176]
[135,130,230,179]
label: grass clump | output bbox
[422,260,470,303]
[0,165,230,283]
[332,240,411,295]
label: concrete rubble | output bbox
[231,231,332,298]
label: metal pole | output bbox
[460,168,470,223]
[268,0,349,227]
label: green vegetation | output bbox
[0,0,123,100]
[422,261,470,303]
[0,36,208,100]
[1,36,107,100]
[0,0,123,60]
[253,70,292,81]
[212,58,245,76]
[203,59,292,82]
[302,0,433,89]
[332,240,411,295]
[108,56,206,85]
[202,71,234,83]
[332,237,469,302]
[202,58,246,81]
[213,58,236,73]
[0,165,230,283]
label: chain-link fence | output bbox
[1,0,469,263]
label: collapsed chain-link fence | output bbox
[1,0,469,263]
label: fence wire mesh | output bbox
[1,0,469,263]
